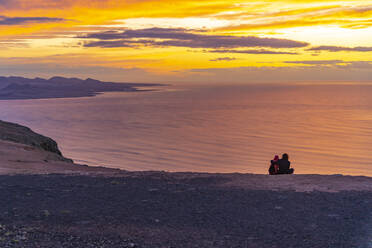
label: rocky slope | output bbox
[0,120,69,160]
[0,119,123,174]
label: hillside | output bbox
[0,76,161,100]
[0,120,119,174]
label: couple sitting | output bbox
[269,153,294,175]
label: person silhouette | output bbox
[268,155,280,175]
[277,153,294,174]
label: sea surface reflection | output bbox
[1,83,372,176]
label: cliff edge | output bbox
[0,120,71,161]
[0,120,122,174]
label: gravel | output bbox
[0,173,370,247]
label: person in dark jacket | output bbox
[277,153,294,174]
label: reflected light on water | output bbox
[1,83,372,176]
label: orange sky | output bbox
[0,0,371,83]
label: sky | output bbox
[0,0,371,84]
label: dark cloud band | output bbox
[209,49,298,55]
[308,46,372,52]
[209,57,236,62]
[81,28,309,49]
[284,60,372,66]
[284,60,345,65]
[0,15,65,25]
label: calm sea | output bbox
[1,83,372,176]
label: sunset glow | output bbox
[1,0,371,83]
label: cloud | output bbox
[1,1,372,32]
[81,28,309,49]
[0,15,65,25]
[184,63,372,84]
[284,60,345,65]
[0,0,239,21]
[209,49,298,55]
[209,57,236,62]
[220,18,368,31]
[1,56,372,84]
[218,5,372,31]
[0,39,29,49]
[335,61,372,69]
[308,46,372,52]
[284,60,372,67]
[0,58,154,83]
[83,40,134,48]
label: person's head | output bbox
[282,153,289,160]
[273,155,279,161]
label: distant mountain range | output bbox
[0,76,162,100]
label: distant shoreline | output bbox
[0,76,164,100]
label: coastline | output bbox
[0,120,371,247]
[1,129,372,193]
[0,76,163,100]
[0,119,371,192]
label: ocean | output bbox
[1,83,372,176]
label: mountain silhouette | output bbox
[0,76,161,100]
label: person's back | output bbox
[277,153,294,174]
[277,159,290,173]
